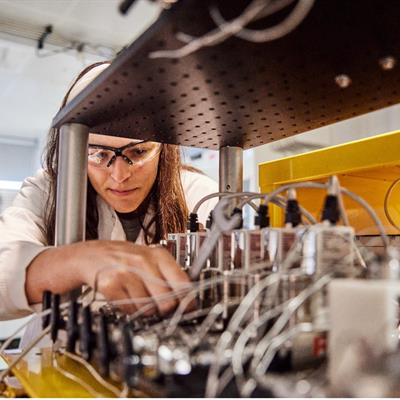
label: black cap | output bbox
[255,204,270,228]
[321,195,340,224]
[285,199,302,227]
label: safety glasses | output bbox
[88,140,162,169]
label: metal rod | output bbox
[55,123,89,246]
[219,146,243,212]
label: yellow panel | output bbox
[259,130,400,235]
[2,349,119,398]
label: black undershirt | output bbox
[116,193,152,242]
[117,211,142,242]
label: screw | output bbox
[379,56,396,71]
[334,74,352,89]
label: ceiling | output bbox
[0,0,160,140]
[0,0,161,50]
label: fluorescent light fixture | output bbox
[0,180,22,190]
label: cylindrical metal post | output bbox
[219,145,243,219]
[219,145,243,193]
[55,123,89,246]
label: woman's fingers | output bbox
[120,269,156,316]
[148,247,196,312]
[128,251,178,315]
[79,241,195,317]
[96,271,137,314]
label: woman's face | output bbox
[87,133,161,213]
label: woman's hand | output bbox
[26,240,192,316]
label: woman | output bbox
[0,62,218,319]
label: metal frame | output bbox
[55,123,89,246]
[54,127,245,246]
[51,0,400,242]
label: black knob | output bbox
[79,306,94,361]
[66,300,80,353]
[255,204,270,228]
[121,322,140,388]
[188,212,199,232]
[285,199,302,227]
[97,313,111,377]
[321,195,340,224]
[42,290,52,329]
[50,293,62,343]
[206,211,214,230]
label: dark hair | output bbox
[42,61,189,245]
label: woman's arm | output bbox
[25,240,191,315]
[1,171,192,318]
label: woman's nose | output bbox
[110,156,131,183]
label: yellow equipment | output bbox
[259,130,400,236]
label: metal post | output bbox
[55,123,89,246]
[219,145,243,194]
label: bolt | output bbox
[379,56,396,71]
[335,74,352,89]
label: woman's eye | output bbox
[127,148,148,158]
[89,150,110,164]
[89,150,105,158]
[134,148,147,155]
[97,151,108,158]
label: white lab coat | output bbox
[0,169,218,320]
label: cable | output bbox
[193,190,315,224]
[62,350,121,397]
[0,326,50,383]
[0,298,77,383]
[119,383,130,398]
[213,301,290,398]
[240,181,328,209]
[149,0,268,59]
[0,314,45,356]
[192,191,260,214]
[101,268,258,323]
[164,268,265,337]
[206,228,309,397]
[337,182,350,226]
[340,187,389,248]
[192,190,317,226]
[212,0,315,43]
[252,323,314,395]
[149,0,314,59]
[210,0,296,31]
[190,197,243,279]
[0,301,70,357]
[240,180,389,248]
[190,188,318,280]
[34,23,116,59]
[230,300,292,393]
[192,303,225,347]
[147,262,273,336]
[258,322,314,375]
[52,351,104,397]
[383,177,400,232]
[241,274,332,397]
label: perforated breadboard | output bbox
[52,0,400,149]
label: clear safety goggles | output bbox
[88,140,162,169]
